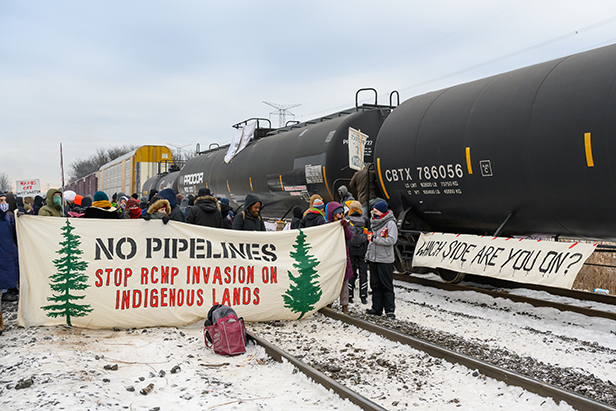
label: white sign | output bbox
[15,179,41,196]
[412,232,596,289]
[16,217,347,329]
[224,122,256,163]
[348,127,367,171]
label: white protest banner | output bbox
[412,232,596,289]
[15,179,41,196]
[16,216,347,329]
[348,127,367,171]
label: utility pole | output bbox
[263,101,301,128]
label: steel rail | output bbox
[394,274,616,321]
[320,307,615,411]
[246,331,388,411]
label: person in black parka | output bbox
[290,206,303,229]
[232,193,265,231]
[186,188,223,228]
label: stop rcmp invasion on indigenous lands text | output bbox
[93,236,279,311]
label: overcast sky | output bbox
[2,0,616,191]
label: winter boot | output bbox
[0,311,3,335]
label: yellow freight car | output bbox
[98,145,173,198]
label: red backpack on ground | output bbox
[203,304,247,356]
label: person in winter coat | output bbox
[186,188,223,228]
[290,206,304,229]
[326,201,353,314]
[144,198,171,221]
[337,185,355,205]
[346,201,368,304]
[0,192,19,334]
[32,195,44,215]
[349,166,379,218]
[179,196,189,219]
[123,198,142,219]
[158,188,185,222]
[219,198,234,229]
[233,193,265,231]
[365,200,398,319]
[83,191,120,219]
[38,188,63,217]
[299,198,326,228]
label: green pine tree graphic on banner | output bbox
[41,219,93,326]
[283,229,322,319]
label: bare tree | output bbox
[68,145,136,182]
[0,172,11,192]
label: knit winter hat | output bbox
[372,200,389,214]
[349,200,362,215]
[127,198,139,208]
[93,191,109,202]
[74,195,84,206]
[198,187,211,197]
[313,198,324,209]
[63,190,76,202]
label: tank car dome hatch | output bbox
[374,42,616,241]
[179,96,397,219]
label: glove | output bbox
[162,216,170,225]
[142,214,152,221]
[340,219,348,228]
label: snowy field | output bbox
[2,277,615,410]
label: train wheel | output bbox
[394,254,409,274]
[436,268,465,284]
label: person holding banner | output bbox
[365,200,398,319]
[83,191,120,219]
[326,201,353,314]
[0,191,19,334]
[38,188,63,217]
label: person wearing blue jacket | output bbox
[0,191,19,334]
[158,188,185,222]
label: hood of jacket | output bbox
[244,193,261,214]
[147,199,171,216]
[158,188,177,209]
[325,201,343,222]
[195,195,220,213]
[292,206,304,219]
[45,188,62,210]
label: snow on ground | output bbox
[250,313,575,411]
[0,302,361,411]
[2,273,615,410]
[393,278,616,384]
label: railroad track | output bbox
[395,273,616,321]
[248,307,615,411]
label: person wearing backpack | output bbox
[346,201,368,305]
[232,193,266,231]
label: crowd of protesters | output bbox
[0,164,397,332]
